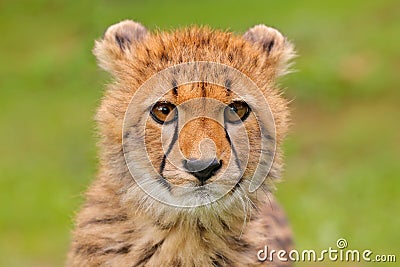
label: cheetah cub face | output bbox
[94,20,294,222]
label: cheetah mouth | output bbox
[193,187,212,198]
[160,173,245,194]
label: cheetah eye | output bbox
[224,101,250,123]
[150,101,177,124]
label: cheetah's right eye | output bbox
[150,101,177,124]
[224,101,250,124]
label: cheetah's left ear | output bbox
[243,25,295,76]
[93,20,148,74]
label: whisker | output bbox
[237,189,247,239]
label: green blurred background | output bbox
[0,0,399,266]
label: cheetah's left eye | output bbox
[224,101,251,123]
[150,101,177,124]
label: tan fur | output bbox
[67,20,295,266]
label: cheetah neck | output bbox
[132,211,256,266]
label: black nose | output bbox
[183,158,222,183]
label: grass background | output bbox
[0,0,399,266]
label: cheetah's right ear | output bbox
[93,20,148,74]
[243,25,295,76]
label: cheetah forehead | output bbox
[93,20,295,83]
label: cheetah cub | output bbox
[68,20,295,266]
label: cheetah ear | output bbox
[243,24,295,76]
[93,20,148,74]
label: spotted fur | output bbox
[67,20,295,266]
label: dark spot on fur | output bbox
[263,133,274,141]
[145,61,152,68]
[229,236,251,252]
[123,229,135,235]
[123,131,130,139]
[253,57,259,67]
[227,53,234,62]
[212,259,223,267]
[104,244,132,255]
[260,125,275,141]
[115,34,131,50]
[136,67,146,77]
[171,258,182,267]
[116,244,132,254]
[200,36,210,46]
[239,42,245,52]
[200,82,206,97]
[224,79,232,92]
[219,218,230,231]
[145,47,151,57]
[197,218,206,232]
[262,40,275,53]
[212,252,232,266]
[154,219,174,230]
[81,214,128,227]
[172,79,178,96]
[233,179,242,191]
[160,51,170,62]
[158,176,172,191]
[135,240,164,266]
[75,244,101,256]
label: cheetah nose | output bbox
[183,158,222,183]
